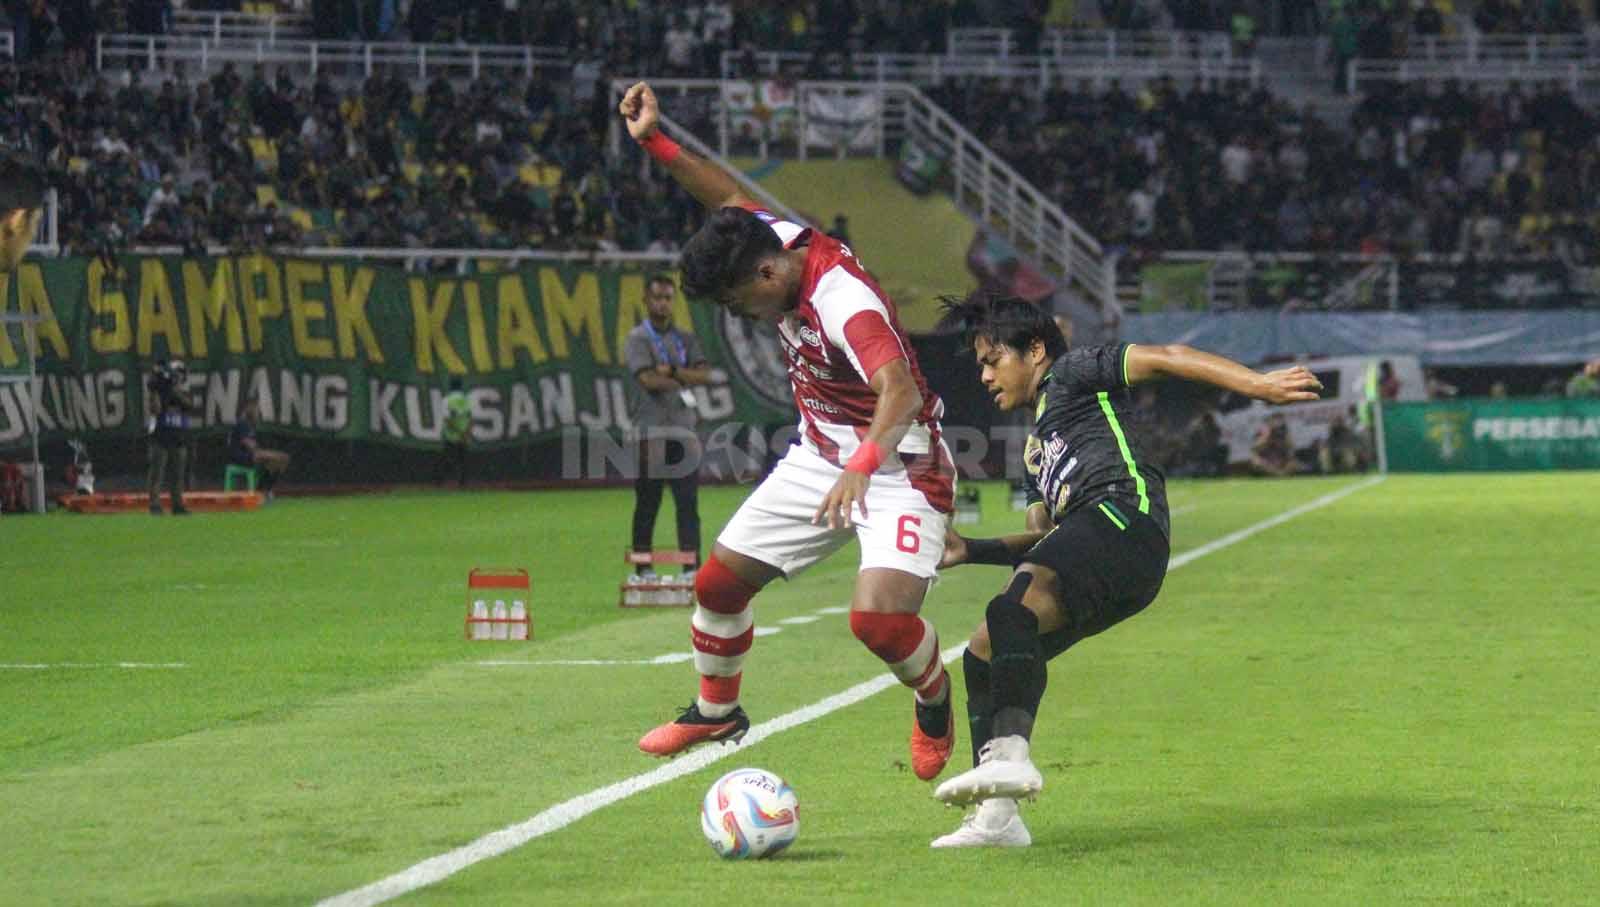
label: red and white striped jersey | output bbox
[740,204,951,509]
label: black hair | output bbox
[937,294,1069,361]
[679,206,782,303]
[646,270,677,291]
[0,150,48,213]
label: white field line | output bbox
[314,650,964,907]
[1166,475,1383,571]
[319,476,1382,907]
[0,662,188,670]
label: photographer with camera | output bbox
[147,359,195,515]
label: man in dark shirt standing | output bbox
[148,359,195,515]
[931,296,1323,847]
[228,395,290,500]
[623,273,712,580]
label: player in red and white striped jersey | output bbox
[621,82,958,781]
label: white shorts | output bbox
[717,443,954,579]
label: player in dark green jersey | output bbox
[930,296,1322,848]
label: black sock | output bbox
[963,648,993,767]
[987,573,1043,741]
[914,694,950,737]
[259,470,277,493]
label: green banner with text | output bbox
[1382,398,1600,471]
[0,256,798,450]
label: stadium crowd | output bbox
[14,1,1591,70]
[5,57,705,258]
[0,0,1594,259]
[930,74,1600,261]
[313,1,1596,52]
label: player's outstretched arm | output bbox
[1124,344,1323,405]
[618,81,755,211]
[940,526,1051,569]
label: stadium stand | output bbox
[0,0,1595,268]
[7,55,705,261]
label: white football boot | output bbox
[930,797,1031,848]
[933,735,1043,806]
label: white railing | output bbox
[900,83,1113,309]
[1346,58,1589,94]
[1402,31,1600,63]
[122,245,679,274]
[948,27,1235,62]
[721,49,1259,91]
[95,34,570,79]
[1118,250,1591,311]
[171,9,313,43]
[946,25,1599,65]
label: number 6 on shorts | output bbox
[896,514,922,554]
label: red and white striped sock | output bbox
[849,611,950,707]
[690,556,758,719]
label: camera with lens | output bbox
[148,360,175,394]
[147,360,192,436]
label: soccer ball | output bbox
[699,768,799,859]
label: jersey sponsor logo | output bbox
[1025,433,1077,515]
[802,361,834,380]
[799,396,843,415]
[797,325,824,348]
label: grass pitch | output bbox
[3,474,1597,905]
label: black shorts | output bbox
[1019,499,1170,661]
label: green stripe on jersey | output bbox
[1097,391,1149,514]
[1104,500,1130,526]
[1098,502,1128,530]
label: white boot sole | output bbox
[933,766,1043,806]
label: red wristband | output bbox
[638,131,681,166]
[844,439,884,475]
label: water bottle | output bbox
[471,599,490,639]
[491,600,509,639]
[509,599,528,640]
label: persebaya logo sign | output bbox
[1425,410,1470,462]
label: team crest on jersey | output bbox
[1026,433,1078,513]
[797,325,823,347]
